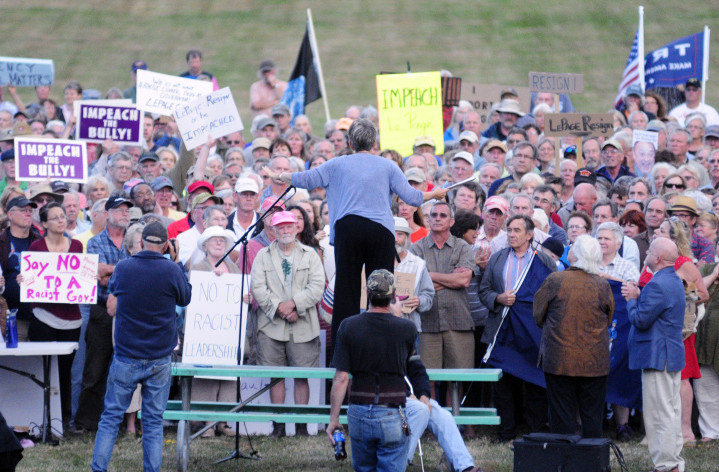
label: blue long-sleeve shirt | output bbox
[291,153,423,243]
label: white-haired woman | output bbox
[534,235,614,437]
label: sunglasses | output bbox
[430,212,449,218]
[664,183,685,189]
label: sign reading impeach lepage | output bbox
[20,252,98,304]
[14,137,87,183]
[136,69,213,116]
[77,103,142,144]
[544,113,614,138]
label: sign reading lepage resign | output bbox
[20,252,99,304]
[14,137,87,183]
[136,69,213,116]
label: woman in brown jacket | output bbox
[534,234,614,437]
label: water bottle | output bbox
[333,429,347,461]
[5,309,18,348]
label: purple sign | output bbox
[14,137,88,183]
[77,104,142,144]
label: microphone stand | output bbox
[215,185,295,464]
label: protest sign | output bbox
[528,72,584,94]
[14,137,87,183]
[0,57,54,86]
[76,103,142,144]
[633,130,659,148]
[20,252,98,304]
[394,272,416,314]
[182,271,249,370]
[544,113,614,138]
[136,69,213,116]
[173,87,243,150]
[376,71,444,156]
[633,130,658,177]
[460,83,530,131]
[442,77,462,107]
[72,99,131,122]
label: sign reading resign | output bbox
[376,71,444,156]
[529,72,584,94]
[15,137,87,183]
[20,252,99,304]
[0,57,54,86]
[460,83,531,131]
[135,69,213,116]
[173,87,243,150]
[544,113,614,138]
[77,103,142,144]
[182,271,249,367]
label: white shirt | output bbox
[669,102,719,127]
[232,210,258,241]
[177,226,202,266]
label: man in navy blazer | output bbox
[623,237,686,472]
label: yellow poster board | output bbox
[376,71,444,157]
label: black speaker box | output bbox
[513,433,611,472]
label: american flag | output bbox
[615,29,641,108]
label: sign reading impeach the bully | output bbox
[544,113,614,138]
[182,271,250,370]
[0,57,54,86]
[136,69,213,116]
[14,137,87,183]
[77,103,142,144]
[376,71,444,156]
[174,87,243,150]
[20,252,98,304]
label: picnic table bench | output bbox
[167,363,502,472]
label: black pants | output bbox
[331,215,395,357]
[27,317,80,427]
[493,372,548,440]
[73,304,113,430]
[545,373,607,438]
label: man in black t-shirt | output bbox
[327,269,417,472]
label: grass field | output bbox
[15,427,719,471]
[4,1,719,132]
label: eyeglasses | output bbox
[601,149,620,155]
[686,86,700,92]
[226,140,243,145]
[567,225,586,231]
[664,182,686,189]
[9,207,32,214]
[430,212,449,219]
[708,159,719,164]
[46,215,68,222]
[33,196,54,204]
[225,172,241,178]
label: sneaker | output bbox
[616,424,634,442]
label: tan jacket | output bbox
[250,241,324,343]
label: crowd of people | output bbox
[1,49,719,472]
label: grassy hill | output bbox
[5,0,719,133]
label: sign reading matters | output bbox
[529,72,584,94]
[136,69,213,116]
[174,87,243,150]
[77,103,142,144]
[0,57,54,86]
[544,113,614,138]
[14,137,88,183]
[20,252,99,304]
[376,71,444,157]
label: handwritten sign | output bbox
[77,103,142,144]
[0,57,54,86]
[460,83,531,131]
[182,271,249,368]
[376,71,444,156]
[20,252,98,304]
[394,272,416,314]
[529,72,584,94]
[136,69,213,116]
[544,113,614,138]
[173,87,243,150]
[14,137,87,183]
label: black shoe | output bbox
[295,423,309,436]
[616,424,634,442]
[270,422,285,438]
[67,425,90,436]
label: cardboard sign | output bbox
[544,113,614,138]
[14,137,87,183]
[460,83,531,131]
[528,72,584,94]
[77,103,142,144]
[376,71,444,156]
[135,69,213,116]
[174,87,243,150]
[0,57,54,86]
[182,271,250,368]
[394,272,416,314]
[20,252,98,304]
[442,77,462,107]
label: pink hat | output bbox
[261,197,286,211]
[484,196,509,214]
[271,211,297,226]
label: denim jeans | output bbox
[92,354,172,472]
[405,397,474,471]
[347,403,408,472]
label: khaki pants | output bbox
[642,368,685,472]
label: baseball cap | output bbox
[191,192,222,210]
[646,120,667,133]
[335,117,353,131]
[574,168,597,186]
[405,167,426,183]
[235,177,259,194]
[602,139,624,154]
[705,125,719,139]
[500,87,519,99]
[541,237,565,259]
[259,60,275,73]
[271,103,290,117]
[486,139,507,153]
[5,196,37,212]
[51,181,70,193]
[252,137,271,151]
[256,117,277,130]
[625,84,643,97]
[413,135,435,148]
[484,195,509,214]
[452,151,474,167]
[187,180,214,195]
[366,269,395,297]
[0,149,14,162]
[142,221,168,244]
[123,178,144,194]
[393,216,411,235]
[131,60,148,72]
[458,130,479,144]
[150,176,173,191]
[260,197,286,212]
[139,152,160,163]
[105,195,134,211]
[686,78,701,88]
[271,211,298,226]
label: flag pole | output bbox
[702,25,710,104]
[306,8,331,122]
[638,6,645,91]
